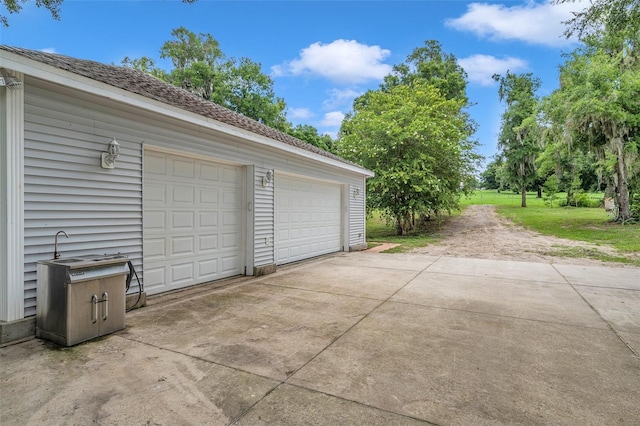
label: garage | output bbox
[275,173,342,264]
[1,46,375,344]
[143,150,244,294]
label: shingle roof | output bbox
[1,45,360,169]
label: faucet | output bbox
[54,231,69,259]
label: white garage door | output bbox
[143,151,244,295]
[275,174,342,265]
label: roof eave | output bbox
[0,49,374,177]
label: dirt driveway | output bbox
[411,205,637,266]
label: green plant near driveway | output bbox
[367,190,640,263]
[496,206,640,253]
[366,211,442,253]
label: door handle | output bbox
[101,292,109,321]
[91,294,98,323]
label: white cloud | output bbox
[288,107,314,120]
[323,130,338,140]
[458,54,528,86]
[40,47,57,53]
[272,39,392,84]
[322,88,363,110]
[320,111,345,127]
[446,1,589,46]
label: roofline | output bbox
[0,50,374,177]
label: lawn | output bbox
[366,211,443,253]
[463,190,639,253]
[366,190,640,264]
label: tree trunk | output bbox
[615,148,631,221]
[521,187,527,207]
[537,185,542,199]
[396,216,409,236]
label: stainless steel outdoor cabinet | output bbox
[36,256,129,346]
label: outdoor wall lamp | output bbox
[102,138,120,169]
[0,69,23,90]
[262,169,274,186]
[353,187,361,198]
[101,137,120,169]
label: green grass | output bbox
[496,205,640,253]
[460,190,603,208]
[366,211,442,253]
[366,190,640,263]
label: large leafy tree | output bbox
[339,40,478,235]
[545,46,639,220]
[381,40,468,103]
[338,82,476,235]
[481,157,505,190]
[546,0,640,221]
[1,0,196,26]
[123,27,288,131]
[493,72,542,207]
[2,0,61,26]
[286,124,335,153]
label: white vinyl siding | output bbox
[143,150,244,295]
[23,84,142,317]
[253,165,275,267]
[19,76,369,315]
[275,174,342,265]
[349,181,366,248]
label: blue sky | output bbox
[1,0,589,166]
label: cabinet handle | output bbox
[102,292,109,321]
[91,294,98,323]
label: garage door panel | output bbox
[200,164,219,181]
[275,174,341,265]
[200,188,219,204]
[172,159,195,178]
[171,212,194,230]
[172,236,194,255]
[144,152,244,295]
[144,267,165,287]
[199,235,218,251]
[223,167,242,183]
[145,238,166,258]
[146,183,166,202]
[199,211,218,228]
[171,262,194,284]
[173,186,195,203]
[144,211,165,231]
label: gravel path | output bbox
[410,204,637,267]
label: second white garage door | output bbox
[275,174,342,264]
[143,151,244,295]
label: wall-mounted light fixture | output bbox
[101,137,120,169]
[262,169,274,187]
[0,69,23,90]
[353,187,361,198]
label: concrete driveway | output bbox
[2,253,639,425]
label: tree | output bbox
[493,72,542,207]
[120,56,168,81]
[1,0,197,26]
[542,174,560,207]
[554,0,639,42]
[536,139,600,205]
[1,0,61,26]
[285,124,335,153]
[220,57,288,131]
[481,157,505,190]
[338,81,476,235]
[546,0,640,221]
[381,40,468,103]
[123,27,288,131]
[547,46,638,219]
